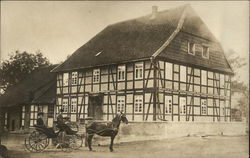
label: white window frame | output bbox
[202,46,209,59]
[93,69,100,83]
[63,73,69,86]
[71,98,77,113]
[180,97,186,115]
[117,96,125,113]
[201,99,207,115]
[134,95,143,113]
[62,98,69,113]
[165,62,173,80]
[38,105,43,113]
[188,42,196,55]
[118,65,126,81]
[71,72,78,85]
[135,62,143,79]
[165,95,172,114]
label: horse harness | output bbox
[86,122,119,136]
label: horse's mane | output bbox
[112,114,120,123]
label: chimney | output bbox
[150,6,158,20]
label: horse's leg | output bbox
[87,134,94,151]
[109,135,116,152]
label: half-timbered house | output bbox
[51,5,233,123]
[0,66,56,132]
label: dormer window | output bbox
[202,46,209,59]
[188,42,196,55]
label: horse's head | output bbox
[118,111,128,124]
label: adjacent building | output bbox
[0,66,56,132]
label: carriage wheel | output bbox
[24,136,36,152]
[57,142,74,153]
[71,134,83,150]
[28,131,49,152]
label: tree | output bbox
[227,49,247,72]
[226,49,249,125]
[0,50,51,92]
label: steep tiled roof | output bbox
[0,65,57,107]
[52,5,233,74]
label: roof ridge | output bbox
[151,5,189,58]
[107,4,189,28]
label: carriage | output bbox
[24,112,128,152]
[24,123,83,152]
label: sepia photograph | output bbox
[0,1,249,158]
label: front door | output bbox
[88,94,104,120]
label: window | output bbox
[202,46,209,59]
[165,96,172,114]
[180,65,186,82]
[71,98,77,113]
[71,72,78,85]
[93,69,100,83]
[48,105,54,118]
[188,42,196,55]
[201,70,207,85]
[4,113,7,126]
[22,106,25,126]
[180,97,186,115]
[201,99,207,115]
[62,98,68,113]
[117,96,125,113]
[134,95,143,113]
[63,73,69,86]
[135,62,143,79]
[38,106,43,113]
[165,62,173,80]
[118,65,126,81]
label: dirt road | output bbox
[6,135,249,158]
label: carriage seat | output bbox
[34,125,57,138]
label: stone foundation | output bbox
[91,121,247,145]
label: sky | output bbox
[0,1,249,83]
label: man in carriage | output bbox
[56,109,73,134]
[36,112,46,128]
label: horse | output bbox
[85,112,128,152]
